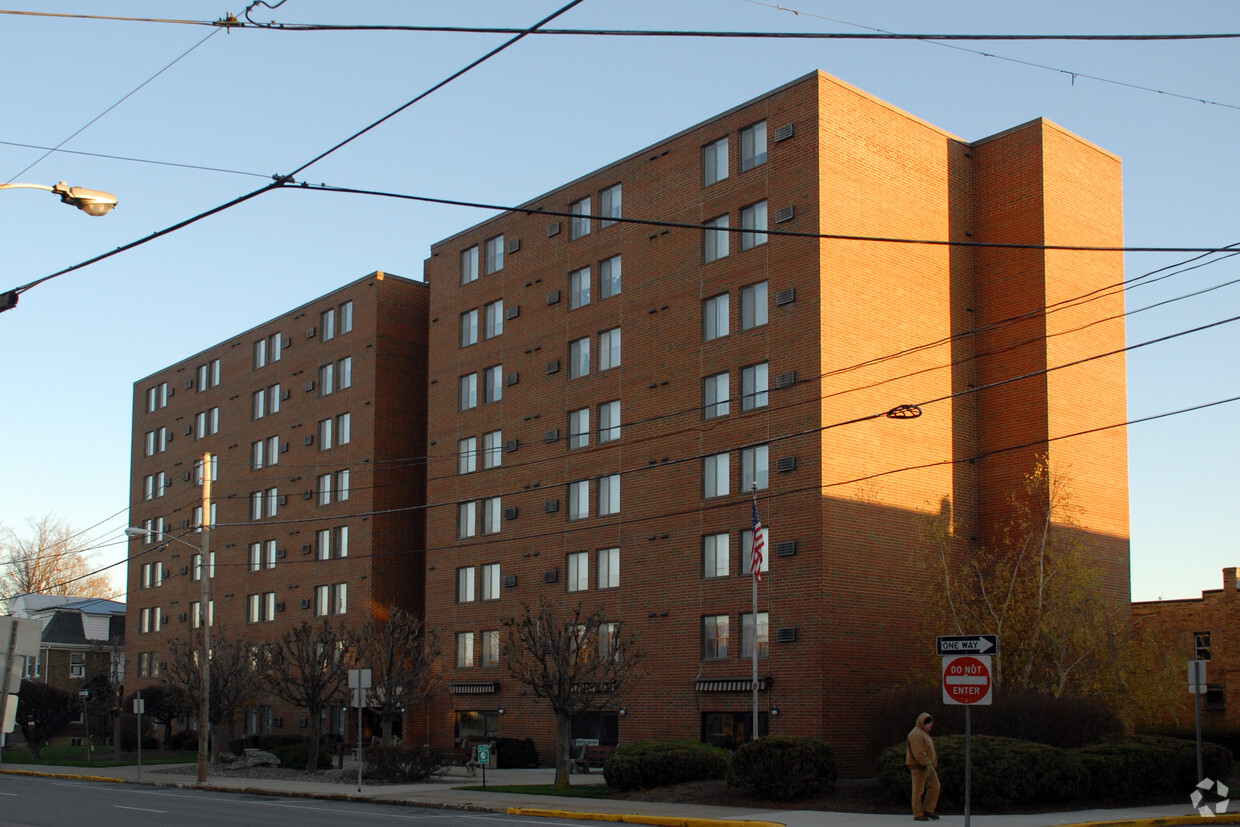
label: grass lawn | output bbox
[455,783,614,799]
[1,745,197,768]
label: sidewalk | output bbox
[0,762,1212,827]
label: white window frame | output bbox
[320,362,334,396]
[338,356,352,389]
[336,469,350,501]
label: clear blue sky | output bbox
[1,1,1236,603]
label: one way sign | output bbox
[936,634,998,656]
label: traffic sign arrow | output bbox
[937,634,998,656]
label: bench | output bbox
[571,744,615,774]
[441,741,492,776]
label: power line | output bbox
[0,140,271,179]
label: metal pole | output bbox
[198,451,212,783]
[357,686,363,793]
[0,622,19,769]
[136,692,143,781]
[750,485,759,741]
[964,706,972,827]
[1195,680,1204,782]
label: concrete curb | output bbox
[0,768,124,784]
[1060,816,1240,827]
[507,808,784,827]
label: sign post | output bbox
[476,742,490,788]
[349,668,372,793]
[134,694,145,780]
[940,636,998,827]
[1190,660,1207,782]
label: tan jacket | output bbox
[905,712,937,769]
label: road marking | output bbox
[116,805,167,813]
[0,792,17,796]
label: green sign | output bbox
[476,744,490,765]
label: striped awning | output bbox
[450,681,499,695]
[695,677,770,693]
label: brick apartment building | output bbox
[125,271,428,740]
[422,70,1129,773]
[1133,569,1240,726]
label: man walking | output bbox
[906,712,940,821]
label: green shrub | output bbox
[270,736,333,770]
[604,740,729,791]
[1073,735,1232,802]
[167,730,197,751]
[726,736,837,801]
[878,735,1086,811]
[495,737,539,768]
[365,745,446,782]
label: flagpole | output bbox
[751,483,760,741]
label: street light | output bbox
[125,524,211,783]
[0,180,118,216]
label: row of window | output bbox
[703,201,767,263]
[139,562,163,589]
[569,183,622,241]
[567,474,621,521]
[459,365,504,409]
[316,470,351,505]
[145,382,171,413]
[702,611,769,660]
[704,362,768,419]
[457,497,503,538]
[569,255,622,309]
[144,358,220,409]
[703,120,767,187]
[246,585,347,621]
[704,281,767,341]
[319,357,352,396]
[568,400,621,448]
[139,606,162,634]
[568,328,621,378]
[703,530,769,579]
[458,431,502,473]
[142,472,167,500]
[460,236,505,284]
[455,620,621,669]
[704,445,769,498]
[195,407,220,439]
[460,299,504,347]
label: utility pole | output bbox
[197,451,212,783]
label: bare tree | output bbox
[160,627,266,755]
[501,598,644,788]
[351,608,441,745]
[267,619,352,771]
[127,684,191,749]
[83,641,126,760]
[0,513,117,607]
[16,680,74,759]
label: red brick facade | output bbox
[421,71,1129,773]
[125,271,428,739]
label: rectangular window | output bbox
[460,309,479,347]
[483,430,502,469]
[336,469,350,501]
[703,615,730,659]
[458,567,476,603]
[740,201,768,250]
[570,196,591,240]
[460,373,478,411]
[703,372,729,419]
[600,183,621,227]
[598,400,620,444]
[742,528,769,577]
[599,328,621,371]
[458,501,476,539]
[485,299,504,338]
[319,362,334,396]
[703,533,730,578]
[317,473,332,506]
[251,439,265,470]
[193,455,218,487]
[568,480,590,521]
[485,235,504,274]
[254,338,268,370]
[741,445,769,491]
[248,594,262,623]
[266,487,279,518]
[317,528,332,560]
[703,293,729,341]
[741,612,770,659]
[569,267,591,310]
[264,539,277,569]
[741,281,768,330]
[144,430,156,457]
[704,452,730,498]
[569,337,590,379]
[321,308,336,342]
[252,389,266,420]
[264,592,277,622]
[249,542,263,572]
[339,301,353,334]
[568,407,590,449]
[1195,631,1212,660]
[740,121,767,171]
[485,365,503,404]
[338,356,352,389]
[319,417,333,450]
[458,437,478,474]
[567,551,589,592]
[481,630,500,668]
[481,563,501,601]
[598,474,620,516]
[314,585,330,617]
[143,475,155,501]
[597,547,619,589]
[337,413,350,445]
[461,245,479,284]
[704,215,730,262]
[742,363,769,411]
[599,255,621,300]
[335,525,349,558]
[703,136,728,186]
[456,632,475,668]
[483,496,501,535]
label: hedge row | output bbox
[877,734,1233,811]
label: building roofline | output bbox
[132,269,424,385]
[972,116,1121,163]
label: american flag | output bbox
[750,499,765,582]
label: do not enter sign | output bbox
[942,654,993,705]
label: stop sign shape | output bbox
[942,654,993,705]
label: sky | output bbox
[0,1,1236,604]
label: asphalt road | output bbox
[0,775,579,827]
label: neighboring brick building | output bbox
[125,271,428,741]
[1133,568,1240,725]
[422,70,1129,773]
